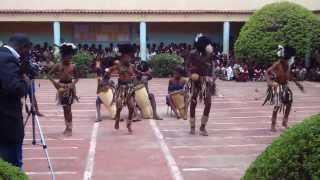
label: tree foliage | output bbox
[0,160,28,180]
[242,114,320,180]
[235,2,320,65]
[149,53,184,77]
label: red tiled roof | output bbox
[0,9,318,15]
[0,9,255,15]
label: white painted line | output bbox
[160,120,304,125]
[230,114,310,119]
[27,171,77,175]
[24,157,77,160]
[26,125,90,128]
[149,119,184,180]
[24,146,79,150]
[179,154,259,159]
[182,168,208,172]
[24,138,84,141]
[209,167,242,171]
[172,144,268,149]
[41,109,96,112]
[28,119,89,122]
[24,138,56,141]
[161,128,269,132]
[83,122,100,180]
[165,135,278,140]
[231,116,271,119]
[182,167,242,172]
[63,138,85,141]
[212,106,320,110]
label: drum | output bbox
[170,90,187,120]
[134,84,153,119]
[98,88,116,119]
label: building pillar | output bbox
[53,21,61,46]
[140,22,147,61]
[223,21,230,55]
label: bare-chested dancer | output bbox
[106,44,136,134]
[264,45,304,132]
[48,43,79,136]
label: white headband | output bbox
[195,33,203,43]
[277,45,284,57]
[61,42,77,50]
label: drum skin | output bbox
[98,89,116,119]
[134,84,153,119]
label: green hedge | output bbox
[149,53,184,77]
[242,114,320,180]
[235,1,320,65]
[0,160,28,180]
[72,52,93,78]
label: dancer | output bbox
[106,44,136,134]
[263,45,304,132]
[48,43,79,136]
[186,34,216,136]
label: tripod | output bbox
[24,79,56,180]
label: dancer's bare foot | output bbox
[127,124,132,134]
[96,118,102,122]
[154,115,163,120]
[282,119,289,129]
[36,112,44,117]
[63,129,72,137]
[190,127,195,135]
[199,125,208,136]
[114,120,120,130]
[132,119,142,122]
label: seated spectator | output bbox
[166,68,187,119]
[226,65,234,80]
[237,63,249,82]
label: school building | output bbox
[0,0,319,60]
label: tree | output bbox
[242,114,320,180]
[235,1,320,65]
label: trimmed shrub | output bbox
[149,53,184,77]
[0,160,28,180]
[242,114,320,180]
[235,2,320,65]
[72,52,93,78]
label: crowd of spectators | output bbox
[27,42,320,82]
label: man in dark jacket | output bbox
[0,34,31,167]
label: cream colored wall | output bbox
[1,0,320,11]
[0,13,250,22]
[0,0,318,22]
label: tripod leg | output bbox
[27,79,56,179]
[32,113,36,145]
[34,115,56,180]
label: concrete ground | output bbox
[23,79,320,180]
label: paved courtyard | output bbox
[23,79,320,180]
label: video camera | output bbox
[20,54,41,79]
